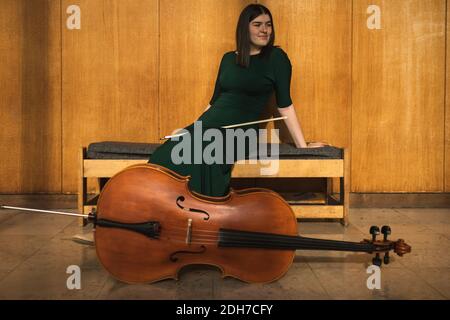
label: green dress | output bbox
[149,46,293,197]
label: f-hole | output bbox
[169,245,207,262]
[176,196,210,220]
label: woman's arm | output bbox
[277,104,326,148]
[277,105,307,148]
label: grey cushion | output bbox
[87,141,343,160]
[262,143,342,159]
[87,141,160,159]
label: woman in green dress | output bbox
[149,4,325,197]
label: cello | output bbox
[1,163,411,284]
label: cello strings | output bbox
[104,226,381,252]
[108,222,379,251]
[137,227,380,252]
[155,234,378,252]
[95,220,382,252]
[164,225,386,252]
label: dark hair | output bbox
[235,4,276,68]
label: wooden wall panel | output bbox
[352,0,445,192]
[446,0,450,192]
[0,0,448,194]
[259,0,351,195]
[260,0,352,151]
[159,0,255,137]
[62,0,159,193]
[0,0,61,193]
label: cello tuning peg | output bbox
[369,226,380,241]
[383,252,390,265]
[372,253,382,267]
[381,225,391,241]
[370,225,380,234]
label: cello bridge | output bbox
[186,218,192,245]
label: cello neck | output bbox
[218,228,385,253]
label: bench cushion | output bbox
[87,141,343,160]
[87,142,160,159]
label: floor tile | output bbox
[0,264,108,299]
[0,211,74,237]
[0,204,448,300]
[311,266,445,300]
[97,265,216,300]
[413,268,450,299]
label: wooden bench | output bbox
[79,142,349,226]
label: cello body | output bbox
[95,163,298,284]
[0,163,411,284]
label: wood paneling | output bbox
[352,0,445,192]
[159,0,255,137]
[0,0,448,195]
[261,0,352,151]
[62,0,159,193]
[446,0,450,192]
[0,0,61,193]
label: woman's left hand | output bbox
[305,141,330,148]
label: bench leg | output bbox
[340,148,350,227]
[78,147,88,226]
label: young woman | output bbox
[149,4,327,197]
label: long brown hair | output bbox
[235,4,276,68]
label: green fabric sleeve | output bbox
[273,49,293,108]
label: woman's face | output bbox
[248,14,272,49]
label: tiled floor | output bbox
[0,204,449,300]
